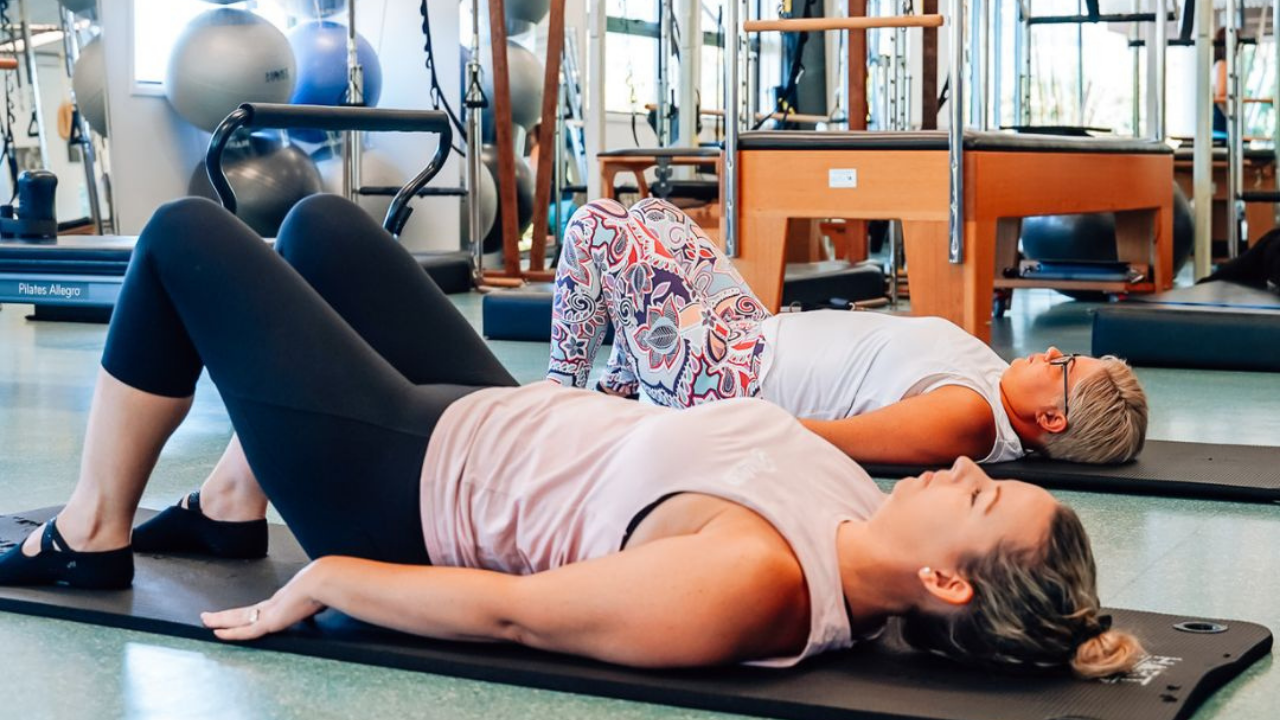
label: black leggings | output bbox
[103,195,516,565]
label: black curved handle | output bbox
[206,103,453,236]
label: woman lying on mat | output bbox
[0,196,1141,678]
[546,198,1149,466]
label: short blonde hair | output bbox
[1040,357,1148,464]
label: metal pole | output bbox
[898,0,910,128]
[343,0,364,202]
[949,0,965,263]
[969,0,985,128]
[676,0,700,149]
[554,86,565,248]
[1131,0,1141,135]
[1076,0,1084,124]
[991,0,1002,128]
[747,2,759,125]
[889,1,901,128]
[585,0,606,198]
[1019,0,1031,124]
[724,0,741,256]
[1226,0,1241,258]
[1192,0,1213,279]
[466,0,486,280]
[1013,0,1025,124]
[17,0,47,168]
[657,0,672,146]
[1150,0,1166,138]
[1273,0,1280,226]
[59,9,103,234]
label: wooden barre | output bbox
[744,15,944,32]
[0,57,16,71]
[642,104,832,124]
[1243,98,1273,104]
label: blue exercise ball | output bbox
[287,20,382,142]
[166,9,297,132]
[189,131,324,237]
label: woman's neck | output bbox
[835,520,918,632]
[998,378,1043,449]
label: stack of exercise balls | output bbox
[467,0,550,252]
[165,3,384,236]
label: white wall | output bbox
[355,0,460,252]
[100,0,207,235]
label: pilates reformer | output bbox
[719,5,1175,344]
[0,104,474,320]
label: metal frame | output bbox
[1191,0,1213,279]
[723,2,964,263]
[1226,0,1241,258]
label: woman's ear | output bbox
[1035,408,1068,435]
[917,566,974,606]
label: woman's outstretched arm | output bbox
[800,385,997,465]
[203,530,809,668]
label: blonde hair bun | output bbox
[1071,628,1145,679]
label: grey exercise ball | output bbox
[505,0,550,23]
[165,9,296,132]
[189,132,323,237]
[480,40,544,130]
[460,160,498,241]
[480,143,534,254]
[72,38,108,138]
[478,0,541,37]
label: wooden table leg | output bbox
[601,162,619,201]
[1115,207,1171,290]
[901,221,962,318]
[732,213,791,311]
[1245,202,1275,247]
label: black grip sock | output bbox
[132,492,268,559]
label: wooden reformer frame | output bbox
[723,6,1173,344]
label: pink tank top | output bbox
[420,382,887,667]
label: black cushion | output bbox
[738,130,1173,155]
[781,261,886,307]
[1093,305,1280,371]
[598,147,721,158]
[412,251,472,295]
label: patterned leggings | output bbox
[547,198,772,407]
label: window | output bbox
[133,0,290,90]
[605,0,658,113]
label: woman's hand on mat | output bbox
[201,560,329,641]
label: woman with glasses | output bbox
[0,195,1140,680]
[548,198,1148,466]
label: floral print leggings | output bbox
[546,197,772,407]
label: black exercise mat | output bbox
[865,440,1280,503]
[0,508,1270,720]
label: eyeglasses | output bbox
[1049,353,1081,417]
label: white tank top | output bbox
[420,382,887,667]
[757,311,1023,463]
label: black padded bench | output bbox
[0,238,474,322]
[1092,281,1280,371]
[483,262,886,342]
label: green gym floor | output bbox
[1,288,1277,720]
